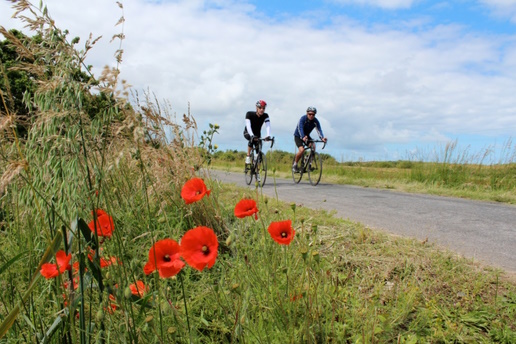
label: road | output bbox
[209,170,516,275]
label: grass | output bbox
[210,146,516,204]
[1,2,516,343]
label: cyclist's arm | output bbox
[265,121,271,137]
[315,118,324,140]
[297,116,307,139]
[245,119,253,137]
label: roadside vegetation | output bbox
[1,2,515,343]
[211,143,516,204]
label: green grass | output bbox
[211,148,516,204]
[1,2,516,343]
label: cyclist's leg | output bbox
[244,132,253,163]
[293,136,305,171]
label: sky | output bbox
[1,0,516,163]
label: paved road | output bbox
[210,170,516,275]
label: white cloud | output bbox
[1,0,515,161]
[329,0,418,10]
[479,0,516,22]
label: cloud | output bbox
[1,0,515,161]
[479,0,516,22]
[329,0,417,10]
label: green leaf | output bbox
[0,252,27,276]
[77,217,97,250]
[0,231,63,339]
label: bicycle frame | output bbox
[292,139,326,186]
[245,137,275,187]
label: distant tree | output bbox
[0,29,38,139]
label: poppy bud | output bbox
[312,251,320,263]
[96,310,105,322]
[300,247,308,262]
[124,287,132,299]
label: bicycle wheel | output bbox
[291,153,303,184]
[256,152,267,187]
[308,151,323,186]
[244,162,253,185]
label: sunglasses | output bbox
[307,112,315,116]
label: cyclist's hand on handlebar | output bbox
[264,136,271,141]
[303,136,308,142]
[322,137,328,143]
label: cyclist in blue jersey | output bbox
[243,100,272,164]
[292,106,327,172]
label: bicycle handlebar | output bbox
[252,136,275,149]
[304,139,326,150]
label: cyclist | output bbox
[292,106,327,172]
[243,100,272,164]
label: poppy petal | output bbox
[267,220,295,245]
[180,226,219,271]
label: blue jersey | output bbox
[293,115,324,139]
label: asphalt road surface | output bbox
[210,170,516,276]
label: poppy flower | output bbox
[144,239,185,278]
[234,199,259,219]
[180,226,218,271]
[129,280,149,297]
[88,209,115,238]
[87,248,120,268]
[181,178,211,204]
[267,220,296,245]
[40,250,72,279]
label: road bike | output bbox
[245,137,275,187]
[292,139,326,186]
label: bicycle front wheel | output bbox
[308,152,323,186]
[292,153,303,184]
[256,152,267,187]
[244,163,253,185]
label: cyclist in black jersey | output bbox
[292,106,327,172]
[243,100,272,164]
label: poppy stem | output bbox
[179,272,193,343]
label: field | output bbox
[2,2,516,343]
[211,146,516,204]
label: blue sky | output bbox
[1,0,516,163]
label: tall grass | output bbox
[1,1,516,343]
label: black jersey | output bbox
[244,111,270,137]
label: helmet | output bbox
[306,106,317,114]
[256,100,267,109]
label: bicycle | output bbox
[245,137,275,187]
[292,139,326,186]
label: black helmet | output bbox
[306,106,317,114]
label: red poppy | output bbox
[234,199,259,219]
[88,209,115,238]
[181,178,211,204]
[87,248,120,268]
[144,239,185,278]
[180,226,218,271]
[129,280,149,297]
[40,250,72,279]
[267,220,296,245]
